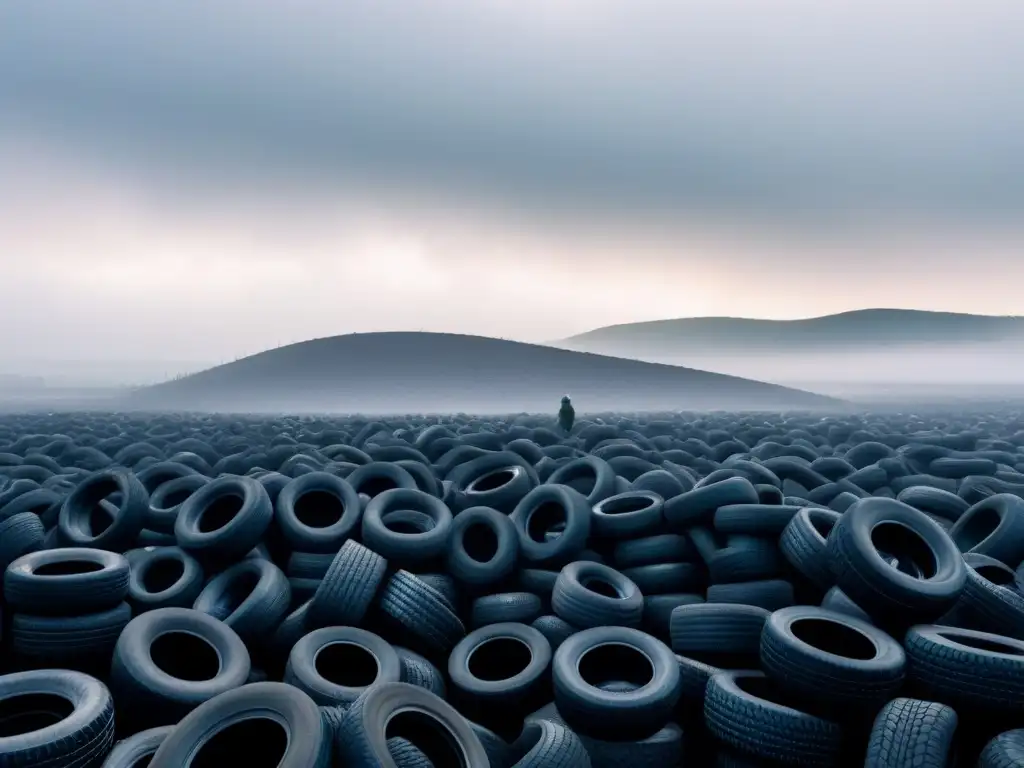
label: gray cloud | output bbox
[4,1,1024,389]
[3,0,1023,224]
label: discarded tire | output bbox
[826,497,966,626]
[552,625,680,741]
[285,625,402,706]
[148,681,331,767]
[110,607,251,729]
[759,605,905,714]
[0,669,116,766]
[3,408,1024,765]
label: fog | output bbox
[554,342,1024,401]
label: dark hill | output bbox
[125,332,842,414]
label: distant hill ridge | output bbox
[125,331,841,414]
[558,308,1024,353]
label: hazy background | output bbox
[2,1,1023,398]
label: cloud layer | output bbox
[5,1,1023,219]
[2,1,1023,383]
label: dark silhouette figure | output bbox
[558,395,575,434]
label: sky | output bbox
[2,1,1023,384]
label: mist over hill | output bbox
[556,309,1024,399]
[124,332,841,414]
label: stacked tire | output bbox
[4,409,1024,765]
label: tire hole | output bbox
[598,495,654,515]
[191,717,288,768]
[385,709,467,768]
[293,490,345,529]
[314,642,379,688]
[526,502,566,544]
[581,576,623,599]
[35,559,105,576]
[198,495,243,533]
[359,476,398,498]
[870,522,937,579]
[578,642,653,690]
[467,637,533,682]
[149,631,222,681]
[975,564,1016,586]
[88,502,115,536]
[0,693,75,737]
[141,557,185,594]
[383,511,434,535]
[953,506,1001,552]
[462,522,499,563]
[388,521,421,534]
[468,468,518,493]
[789,618,876,660]
[940,630,1024,656]
[809,513,837,538]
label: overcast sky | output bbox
[2,1,1023,381]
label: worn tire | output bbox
[362,488,453,568]
[285,626,402,707]
[949,493,1024,567]
[704,670,842,767]
[591,490,664,539]
[447,506,519,588]
[374,570,467,661]
[904,624,1024,715]
[470,593,544,629]
[274,471,362,553]
[779,507,841,592]
[864,697,957,768]
[335,682,490,768]
[506,719,591,768]
[0,512,45,573]
[128,546,205,612]
[395,645,447,700]
[110,607,251,730]
[759,605,905,714]
[174,475,274,564]
[0,669,115,767]
[308,539,388,629]
[670,603,769,659]
[553,626,680,741]
[149,682,330,768]
[551,561,643,629]
[102,726,173,768]
[5,547,129,615]
[510,485,592,568]
[826,498,965,626]
[58,468,148,552]
[193,557,291,642]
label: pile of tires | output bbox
[2,409,1024,765]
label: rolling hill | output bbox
[554,309,1024,399]
[558,309,1024,354]
[124,332,842,414]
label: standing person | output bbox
[558,395,575,435]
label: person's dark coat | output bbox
[558,396,575,434]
